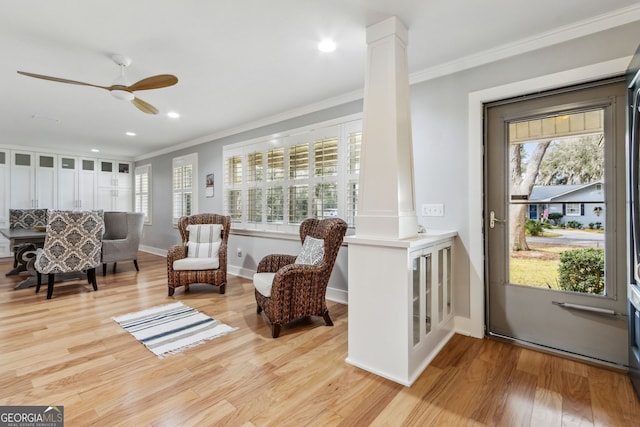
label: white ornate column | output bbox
[355,16,417,240]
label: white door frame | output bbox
[461,56,632,339]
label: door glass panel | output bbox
[508,109,606,295]
[0,152,5,164]
[118,163,129,174]
[82,160,94,171]
[102,161,113,173]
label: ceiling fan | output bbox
[17,54,178,115]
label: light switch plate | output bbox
[422,203,444,217]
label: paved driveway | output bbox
[528,228,604,248]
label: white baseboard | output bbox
[139,245,167,257]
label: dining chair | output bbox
[34,210,105,299]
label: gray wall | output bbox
[137,21,640,310]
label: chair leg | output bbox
[168,286,175,297]
[323,311,334,326]
[112,262,117,274]
[88,268,98,291]
[272,323,281,338]
[257,305,262,314]
[46,274,55,299]
[133,259,139,271]
[219,283,226,294]
[102,263,107,277]
[36,272,42,293]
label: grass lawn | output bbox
[510,257,560,289]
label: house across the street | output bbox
[527,181,604,227]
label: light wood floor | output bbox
[1,252,639,426]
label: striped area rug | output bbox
[113,301,237,358]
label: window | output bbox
[172,154,197,224]
[134,164,152,225]
[566,203,582,216]
[222,116,362,231]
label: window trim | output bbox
[223,114,362,233]
[172,153,198,225]
[134,164,152,225]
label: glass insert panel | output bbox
[82,160,94,171]
[0,152,5,164]
[39,155,54,168]
[118,163,129,174]
[438,249,444,323]
[61,158,75,169]
[412,255,420,346]
[15,153,31,166]
[101,161,113,173]
[508,110,606,295]
[425,253,432,335]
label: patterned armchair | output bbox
[167,213,230,296]
[9,209,47,269]
[34,210,105,299]
[253,217,347,338]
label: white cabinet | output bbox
[58,156,97,210]
[409,240,454,377]
[9,151,57,210]
[0,149,9,257]
[345,231,456,386]
[97,159,132,211]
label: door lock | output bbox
[489,211,505,228]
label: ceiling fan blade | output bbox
[17,71,109,90]
[132,97,159,115]
[127,74,178,91]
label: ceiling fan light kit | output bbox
[17,54,178,115]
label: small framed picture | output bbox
[206,173,214,198]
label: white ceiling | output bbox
[1,0,639,160]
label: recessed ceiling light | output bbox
[318,39,336,52]
[126,131,136,136]
[91,149,100,153]
[167,111,180,119]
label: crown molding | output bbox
[136,4,640,162]
[410,3,640,84]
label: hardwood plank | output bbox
[0,252,639,426]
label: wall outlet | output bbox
[237,248,242,257]
[422,203,444,217]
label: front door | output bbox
[485,79,628,366]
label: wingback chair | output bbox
[101,211,145,276]
[167,213,230,296]
[252,217,347,338]
[34,210,105,299]
[9,208,48,269]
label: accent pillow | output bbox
[187,224,222,243]
[187,241,221,259]
[295,236,324,265]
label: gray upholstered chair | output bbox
[253,217,347,338]
[34,210,105,299]
[167,214,230,296]
[101,212,144,276]
[9,209,47,269]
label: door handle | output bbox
[489,211,505,229]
